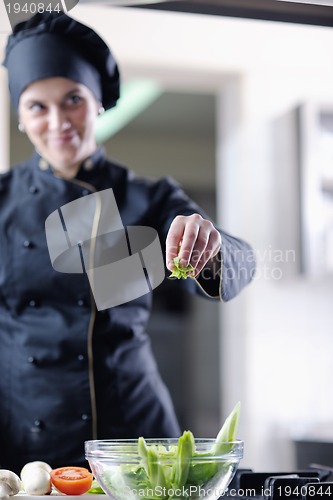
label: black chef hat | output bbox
[2,11,120,110]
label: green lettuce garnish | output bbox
[169,256,195,279]
[87,479,106,494]
[101,402,241,500]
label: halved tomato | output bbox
[50,466,93,495]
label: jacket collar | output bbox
[31,147,105,181]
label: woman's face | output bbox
[18,77,100,178]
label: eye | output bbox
[29,102,46,112]
[67,94,83,105]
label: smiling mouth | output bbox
[51,133,76,144]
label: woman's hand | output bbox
[166,214,221,277]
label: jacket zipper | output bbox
[68,178,102,441]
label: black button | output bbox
[23,240,33,248]
[77,354,85,362]
[27,356,36,364]
[77,299,85,307]
[82,189,90,196]
[28,299,38,308]
[81,413,91,421]
[29,186,38,194]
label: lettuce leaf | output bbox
[169,257,195,279]
[87,479,105,494]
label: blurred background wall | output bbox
[1,3,333,471]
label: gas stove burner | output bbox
[226,466,333,500]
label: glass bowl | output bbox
[85,438,243,500]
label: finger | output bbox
[177,217,201,267]
[188,227,210,270]
[193,231,221,276]
[165,216,186,270]
[184,218,216,270]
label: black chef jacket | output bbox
[0,148,255,473]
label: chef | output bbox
[0,11,255,473]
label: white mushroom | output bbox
[20,461,52,480]
[20,462,52,496]
[0,470,21,500]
